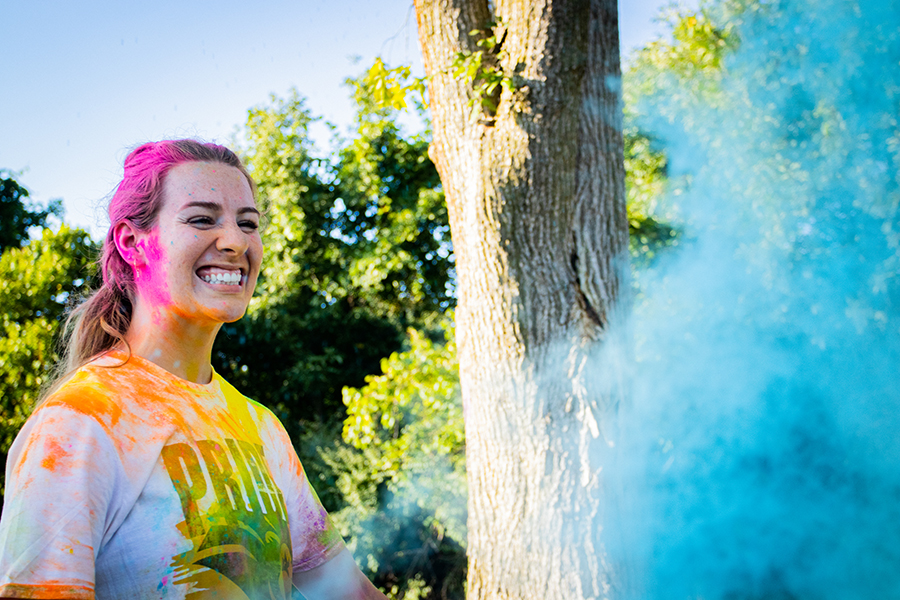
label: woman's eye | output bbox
[239,221,259,231]
[188,216,215,226]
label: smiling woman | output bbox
[0,140,387,600]
[115,159,263,371]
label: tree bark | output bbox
[413,0,629,598]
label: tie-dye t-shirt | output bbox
[0,351,344,599]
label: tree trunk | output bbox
[412,0,629,598]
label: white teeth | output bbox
[200,270,242,285]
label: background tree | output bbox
[0,226,93,495]
[0,173,93,498]
[213,89,397,435]
[325,316,465,599]
[211,88,452,427]
[342,34,691,592]
[0,172,62,253]
[410,1,630,598]
[209,86,455,519]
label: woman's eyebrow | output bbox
[180,201,221,212]
[179,202,259,216]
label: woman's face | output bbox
[130,161,263,325]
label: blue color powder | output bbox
[612,1,900,598]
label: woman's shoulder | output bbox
[39,353,134,423]
[214,374,276,416]
[213,374,290,436]
[40,350,172,424]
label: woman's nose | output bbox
[216,221,250,255]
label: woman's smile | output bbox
[196,266,246,287]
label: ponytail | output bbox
[39,239,136,403]
[63,283,133,371]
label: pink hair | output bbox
[42,139,255,399]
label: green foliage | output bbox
[336,82,454,325]
[215,90,379,430]
[449,19,515,119]
[623,5,740,148]
[359,29,517,121]
[324,318,465,600]
[624,131,681,266]
[213,86,452,435]
[620,7,742,268]
[624,5,738,133]
[450,20,514,115]
[342,321,464,527]
[239,89,332,307]
[624,0,898,283]
[638,8,736,75]
[0,226,94,493]
[360,58,428,113]
[0,172,63,253]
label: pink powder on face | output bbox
[133,233,172,308]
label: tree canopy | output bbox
[0,173,63,254]
[0,225,93,494]
[211,87,453,437]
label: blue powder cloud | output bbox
[611,1,900,598]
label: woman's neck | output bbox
[123,300,222,384]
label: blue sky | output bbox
[2,0,697,237]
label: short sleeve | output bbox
[267,419,345,573]
[0,405,121,599]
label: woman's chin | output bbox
[220,310,250,324]
[171,302,250,326]
[208,305,250,324]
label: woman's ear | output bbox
[113,221,142,266]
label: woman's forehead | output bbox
[163,162,255,210]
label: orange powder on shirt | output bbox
[0,581,93,600]
[39,439,68,472]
